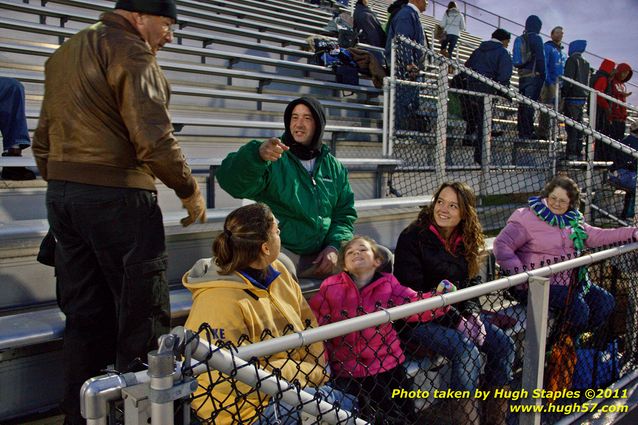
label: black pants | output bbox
[335,366,416,424]
[46,181,171,425]
[564,102,585,157]
[462,94,485,164]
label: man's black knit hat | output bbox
[491,28,511,41]
[115,0,177,20]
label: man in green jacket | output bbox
[217,97,357,277]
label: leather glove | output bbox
[180,184,206,227]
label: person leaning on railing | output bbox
[183,203,352,424]
[493,175,638,335]
[394,182,515,425]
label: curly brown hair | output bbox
[540,174,581,211]
[416,182,485,277]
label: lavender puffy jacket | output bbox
[493,206,635,285]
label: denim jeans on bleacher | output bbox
[46,181,171,425]
[257,385,356,424]
[517,75,543,138]
[549,284,616,334]
[406,315,515,391]
[0,77,31,151]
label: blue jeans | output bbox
[0,77,30,151]
[441,34,459,57]
[549,284,615,333]
[517,75,544,138]
[258,385,356,424]
[46,181,170,425]
[407,316,515,390]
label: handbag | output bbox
[434,24,447,42]
[572,339,621,389]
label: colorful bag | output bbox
[434,24,447,42]
[572,339,621,390]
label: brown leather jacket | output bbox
[33,12,196,199]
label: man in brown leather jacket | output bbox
[32,1,206,423]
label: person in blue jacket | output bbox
[516,15,546,139]
[608,120,638,219]
[538,26,567,139]
[462,28,513,164]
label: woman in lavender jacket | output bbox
[494,175,638,333]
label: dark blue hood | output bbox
[479,40,505,52]
[569,40,587,56]
[525,15,542,33]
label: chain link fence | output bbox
[160,243,637,425]
[384,36,638,233]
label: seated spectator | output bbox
[394,182,515,425]
[184,203,350,424]
[217,97,357,278]
[1,77,35,180]
[354,0,386,49]
[439,1,466,59]
[461,28,512,165]
[494,175,638,335]
[608,120,638,219]
[310,235,451,424]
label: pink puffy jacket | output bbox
[494,206,636,285]
[309,272,447,378]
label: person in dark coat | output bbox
[608,120,638,218]
[561,39,590,160]
[353,0,386,48]
[516,15,546,139]
[462,28,512,164]
[394,182,515,425]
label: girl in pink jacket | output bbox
[309,236,451,424]
[494,175,637,333]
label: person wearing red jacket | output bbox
[593,58,616,159]
[610,63,634,141]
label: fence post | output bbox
[585,90,598,221]
[383,77,390,157]
[520,275,550,425]
[479,94,492,198]
[388,39,397,157]
[148,337,176,425]
[435,62,449,187]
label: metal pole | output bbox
[434,61,449,187]
[586,89,598,221]
[388,38,397,157]
[479,94,491,197]
[148,349,175,425]
[382,77,389,156]
[520,276,551,425]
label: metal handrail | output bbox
[561,74,638,113]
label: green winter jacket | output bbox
[217,139,357,255]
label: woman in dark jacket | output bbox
[394,182,514,425]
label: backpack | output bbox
[590,69,612,95]
[512,33,532,69]
[316,48,360,87]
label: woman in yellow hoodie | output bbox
[184,203,339,424]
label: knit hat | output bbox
[491,28,511,42]
[115,0,177,20]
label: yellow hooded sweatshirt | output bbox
[183,258,328,424]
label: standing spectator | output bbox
[538,26,567,140]
[0,77,35,180]
[592,58,616,160]
[31,2,207,423]
[310,236,450,423]
[462,28,512,165]
[494,175,637,335]
[516,15,546,140]
[394,182,515,425]
[353,0,386,49]
[610,63,634,141]
[385,0,409,32]
[561,39,590,160]
[385,0,430,131]
[439,1,466,59]
[217,97,357,278]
